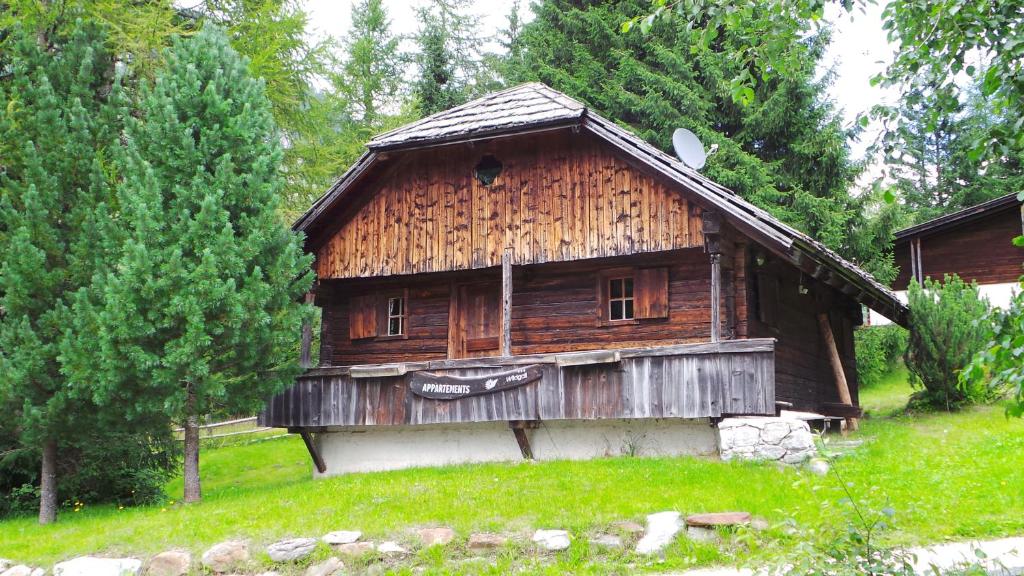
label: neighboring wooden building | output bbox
[868,193,1023,325]
[261,84,907,475]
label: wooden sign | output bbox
[409,365,543,400]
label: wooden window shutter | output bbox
[349,294,379,340]
[635,267,669,319]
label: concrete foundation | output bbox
[312,418,717,477]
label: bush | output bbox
[0,427,179,519]
[905,275,993,409]
[855,325,909,388]
[963,280,1024,417]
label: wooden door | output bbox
[449,282,502,358]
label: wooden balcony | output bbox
[261,339,776,430]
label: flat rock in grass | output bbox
[467,533,507,551]
[201,541,249,573]
[589,534,623,549]
[54,557,143,576]
[376,541,408,556]
[685,526,720,543]
[417,527,455,546]
[322,530,362,546]
[303,557,343,576]
[267,538,317,562]
[1,566,39,576]
[636,511,682,555]
[532,529,571,551]
[610,521,645,536]
[147,551,191,576]
[685,512,751,528]
[335,542,376,558]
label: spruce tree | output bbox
[63,25,313,503]
[337,0,402,126]
[512,0,860,254]
[0,22,123,524]
[412,0,488,115]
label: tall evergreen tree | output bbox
[885,84,1024,223]
[512,0,861,255]
[412,0,488,115]
[337,0,401,126]
[62,26,313,503]
[0,22,123,524]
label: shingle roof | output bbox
[370,83,586,150]
[895,192,1021,241]
[297,83,908,325]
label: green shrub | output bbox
[855,324,908,388]
[0,428,178,519]
[963,279,1024,417]
[905,275,993,409]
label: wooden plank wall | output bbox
[319,249,743,366]
[746,249,860,412]
[260,341,776,429]
[314,131,704,279]
[894,206,1024,289]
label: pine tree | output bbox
[63,25,313,503]
[0,22,123,524]
[512,0,861,254]
[412,0,488,115]
[337,0,401,126]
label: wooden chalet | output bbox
[261,84,908,475]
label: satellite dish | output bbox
[672,128,707,170]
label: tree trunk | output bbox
[182,387,201,503]
[38,438,58,525]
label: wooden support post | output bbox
[710,253,722,343]
[702,211,723,343]
[300,291,315,369]
[299,430,327,474]
[817,312,858,432]
[509,420,538,459]
[501,249,512,357]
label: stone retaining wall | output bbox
[716,417,816,464]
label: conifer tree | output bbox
[412,0,487,115]
[337,0,402,126]
[512,0,860,255]
[0,22,123,524]
[63,25,313,503]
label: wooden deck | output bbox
[260,339,776,429]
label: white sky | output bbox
[304,0,898,174]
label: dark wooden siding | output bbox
[318,248,745,366]
[314,131,705,279]
[260,340,776,428]
[746,248,860,412]
[894,206,1024,290]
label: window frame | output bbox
[376,288,409,341]
[596,268,640,326]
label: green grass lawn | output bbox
[860,363,914,416]
[1,369,1022,573]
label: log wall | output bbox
[746,251,860,412]
[318,249,744,366]
[894,205,1024,289]
[260,340,776,429]
[314,131,704,279]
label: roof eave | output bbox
[894,192,1021,241]
[367,117,584,153]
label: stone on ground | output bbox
[376,541,408,556]
[322,530,362,546]
[266,538,317,562]
[685,526,720,543]
[717,417,816,464]
[685,512,751,528]
[610,520,646,535]
[589,534,623,548]
[54,557,142,576]
[0,560,10,572]
[806,458,830,476]
[467,533,507,550]
[1,566,40,576]
[417,527,455,546]
[636,511,683,555]
[532,529,571,551]
[146,551,191,576]
[201,541,249,573]
[303,557,343,576]
[334,542,376,558]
